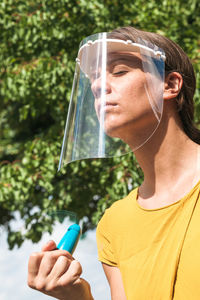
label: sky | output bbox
[0,220,110,300]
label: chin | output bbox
[103,121,124,139]
[105,129,120,138]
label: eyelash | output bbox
[113,70,128,76]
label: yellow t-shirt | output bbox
[96,180,200,300]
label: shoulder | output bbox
[108,187,138,215]
[97,187,139,232]
[96,187,139,265]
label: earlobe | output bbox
[163,72,183,100]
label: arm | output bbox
[27,240,94,300]
[102,263,127,300]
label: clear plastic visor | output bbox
[58,33,165,169]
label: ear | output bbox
[163,72,183,100]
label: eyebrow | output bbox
[89,53,143,79]
[107,53,143,67]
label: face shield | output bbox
[58,32,166,170]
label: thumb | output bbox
[42,240,57,251]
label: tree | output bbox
[0,0,199,249]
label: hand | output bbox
[27,240,94,300]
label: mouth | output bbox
[105,101,118,107]
[97,101,118,115]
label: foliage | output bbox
[0,0,199,249]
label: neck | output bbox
[130,104,200,204]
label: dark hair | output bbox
[109,26,200,144]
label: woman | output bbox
[28,26,200,300]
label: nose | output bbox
[91,74,112,99]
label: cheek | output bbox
[119,80,147,109]
[120,72,147,97]
[118,77,155,123]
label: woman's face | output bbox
[90,51,159,145]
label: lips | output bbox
[96,101,118,118]
[99,101,118,109]
[105,101,117,107]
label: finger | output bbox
[59,260,82,286]
[28,252,43,276]
[38,250,73,278]
[42,240,57,252]
[28,252,43,288]
[48,255,71,280]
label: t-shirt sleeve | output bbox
[96,209,118,267]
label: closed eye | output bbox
[111,64,130,76]
[113,70,128,76]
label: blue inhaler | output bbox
[57,223,81,255]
